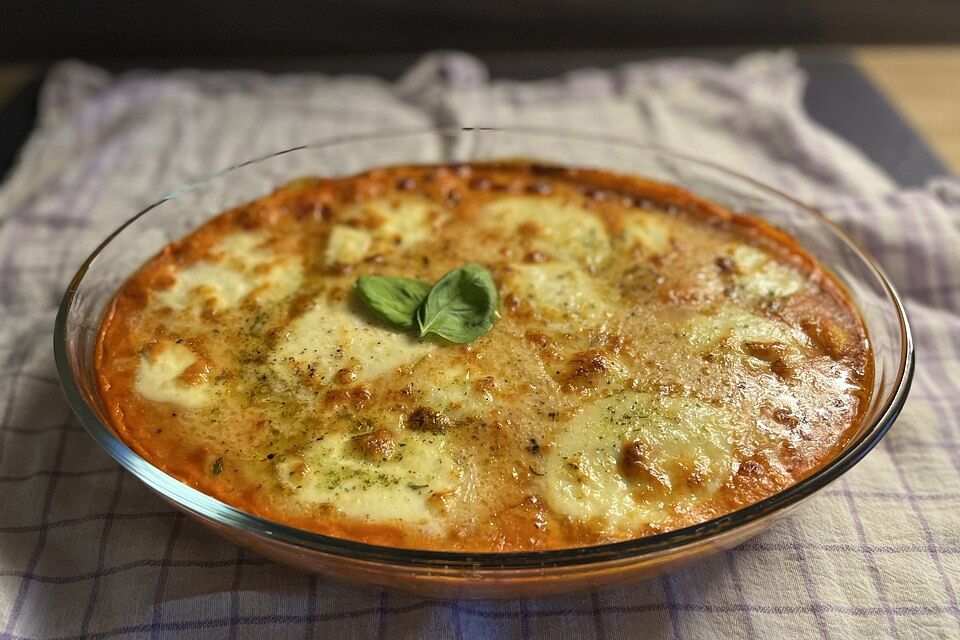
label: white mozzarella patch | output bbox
[411,365,495,422]
[482,196,611,269]
[503,262,612,329]
[325,225,373,266]
[274,429,459,527]
[154,231,303,312]
[340,197,436,249]
[620,211,672,254]
[683,305,807,354]
[154,263,255,311]
[272,297,434,388]
[135,341,210,408]
[542,391,738,531]
[731,245,806,298]
[213,232,268,265]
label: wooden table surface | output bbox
[1,46,958,173]
[856,46,960,173]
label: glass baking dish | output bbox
[54,128,913,598]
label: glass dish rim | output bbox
[53,126,915,570]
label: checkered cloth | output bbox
[1,52,958,639]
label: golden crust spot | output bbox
[352,429,398,462]
[620,441,672,491]
[559,350,622,391]
[802,317,853,359]
[407,406,451,434]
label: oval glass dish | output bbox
[55,128,913,598]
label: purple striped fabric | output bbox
[0,52,958,639]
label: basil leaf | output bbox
[354,275,432,330]
[417,264,499,343]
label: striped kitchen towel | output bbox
[0,52,957,639]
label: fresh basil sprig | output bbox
[354,275,432,331]
[417,264,498,343]
[353,264,499,344]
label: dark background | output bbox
[2,0,960,64]
[1,1,957,186]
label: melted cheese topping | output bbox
[155,232,303,311]
[96,162,871,552]
[503,262,614,328]
[272,298,434,388]
[339,196,437,250]
[620,211,673,254]
[135,341,211,408]
[544,392,737,530]
[482,197,612,269]
[730,244,806,299]
[274,429,459,527]
[684,306,805,353]
[325,226,373,266]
